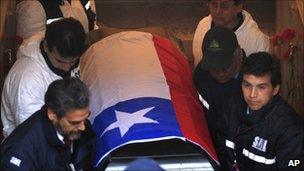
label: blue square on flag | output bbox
[92,97,182,165]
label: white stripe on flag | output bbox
[80,31,171,120]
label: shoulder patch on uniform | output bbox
[10,156,22,167]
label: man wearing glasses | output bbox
[192,0,270,67]
[1,78,96,170]
[1,18,87,138]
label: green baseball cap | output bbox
[201,26,238,70]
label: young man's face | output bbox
[44,42,79,72]
[48,48,79,72]
[208,0,242,28]
[242,74,280,111]
[49,107,90,140]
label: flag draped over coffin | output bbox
[80,31,218,166]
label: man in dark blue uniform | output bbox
[193,27,246,168]
[1,78,96,170]
[221,52,304,170]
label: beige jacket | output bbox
[16,0,97,40]
[192,10,270,67]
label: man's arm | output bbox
[215,97,237,171]
[0,70,44,137]
[13,75,46,126]
[275,124,304,171]
[1,140,36,170]
[192,19,206,67]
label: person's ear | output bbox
[43,40,50,53]
[47,108,58,122]
[273,85,280,95]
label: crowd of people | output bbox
[1,0,303,170]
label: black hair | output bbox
[240,52,281,87]
[45,77,90,118]
[45,17,87,60]
[208,0,243,6]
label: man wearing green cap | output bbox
[193,26,246,169]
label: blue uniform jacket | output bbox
[1,105,96,171]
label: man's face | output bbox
[47,48,79,72]
[209,53,241,83]
[44,42,79,72]
[208,0,242,28]
[242,74,280,111]
[51,107,90,140]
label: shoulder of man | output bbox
[271,96,304,128]
[1,111,45,170]
[2,110,44,146]
[237,10,269,38]
[271,98,304,170]
[223,94,246,119]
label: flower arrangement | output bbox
[271,28,302,105]
[271,28,296,60]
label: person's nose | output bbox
[77,121,86,131]
[217,70,226,77]
[249,87,258,98]
[214,5,223,14]
[62,63,73,72]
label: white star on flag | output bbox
[100,107,159,137]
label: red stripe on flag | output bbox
[152,35,219,164]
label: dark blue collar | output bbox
[40,105,67,148]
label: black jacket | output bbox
[1,105,96,171]
[193,61,242,156]
[193,61,242,125]
[219,95,304,171]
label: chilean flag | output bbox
[80,31,218,166]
